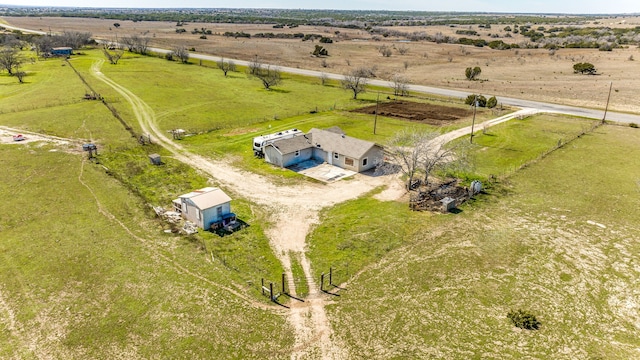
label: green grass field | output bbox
[325,125,640,359]
[0,144,292,358]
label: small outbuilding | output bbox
[172,187,234,230]
[148,153,162,165]
[51,47,73,56]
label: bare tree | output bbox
[14,64,26,83]
[341,67,370,99]
[248,54,261,75]
[320,72,328,86]
[252,64,282,90]
[419,136,467,186]
[171,45,190,63]
[102,46,123,64]
[0,47,23,75]
[122,35,150,54]
[216,57,236,77]
[391,74,409,97]
[381,129,470,190]
[379,45,392,57]
[381,129,429,190]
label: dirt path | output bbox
[88,59,540,358]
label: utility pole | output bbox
[373,92,380,135]
[470,95,477,144]
[602,81,612,124]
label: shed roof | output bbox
[180,187,231,210]
[308,128,381,159]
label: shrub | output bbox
[507,309,541,330]
[487,96,498,108]
[630,123,638,128]
[465,66,482,80]
[573,62,597,75]
[465,94,487,107]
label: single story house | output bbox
[51,47,73,56]
[172,187,233,230]
[264,127,384,173]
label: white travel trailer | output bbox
[252,128,303,157]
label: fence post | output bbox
[329,267,333,286]
[261,278,265,296]
[282,272,286,293]
[270,282,274,302]
[320,273,324,292]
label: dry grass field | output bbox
[4,16,640,114]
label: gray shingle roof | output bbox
[268,128,382,159]
[269,134,313,154]
[308,128,380,159]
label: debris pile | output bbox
[410,179,481,212]
[182,221,198,235]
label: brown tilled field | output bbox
[352,101,470,125]
[3,16,640,114]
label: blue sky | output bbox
[1,0,637,14]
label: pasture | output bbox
[324,125,640,359]
[0,144,292,358]
[0,38,638,359]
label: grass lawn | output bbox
[0,144,292,358]
[325,125,640,359]
[0,53,138,148]
[463,113,601,178]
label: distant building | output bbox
[51,47,72,56]
[263,127,384,173]
[172,187,234,230]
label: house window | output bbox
[345,158,354,166]
[334,152,339,159]
[295,150,300,157]
[196,210,201,220]
[217,207,222,217]
[362,157,368,167]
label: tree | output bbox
[381,129,427,190]
[341,67,370,99]
[419,135,466,186]
[320,72,329,86]
[312,45,328,57]
[14,64,26,83]
[465,94,487,107]
[391,74,409,97]
[573,62,596,75]
[113,23,121,28]
[171,45,190,63]
[102,46,123,65]
[465,66,482,80]
[216,58,236,77]
[381,129,470,191]
[379,45,392,57]
[248,55,261,75]
[0,47,22,75]
[486,96,498,108]
[122,35,150,55]
[252,65,282,90]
